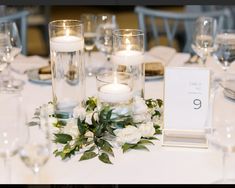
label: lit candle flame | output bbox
[125,37,132,51]
[65,29,70,36]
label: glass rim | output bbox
[96,71,132,83]
[97,13,116,17]
[112,29,144,37]
[49,19,83,28]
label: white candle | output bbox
[98,83,132,103]
[112,50,144,66]
[50,36,84,52]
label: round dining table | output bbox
[1,50,235,184]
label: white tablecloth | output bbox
[1,51,235,184]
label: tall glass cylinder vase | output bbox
[112,29,144,98]
[49,20,85,117]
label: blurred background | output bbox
[1,5,235,56]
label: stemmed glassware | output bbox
[0,21,24,91]
[0,91,27,183]
[214,29,235,72]
[95,14,118,69]
[206,82,235,184]
[81,14,97,76]
[191,17,217,65]
[19,105,50,183]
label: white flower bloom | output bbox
[114,126,142,145]
[138,122,155,138]
[132,96,148,115]
[63,119,79,139]
[133,113,151,123]
[73,106,86,120]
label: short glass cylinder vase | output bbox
[96,71,133,115]
[112,29,145,98]
[49,20,86,117]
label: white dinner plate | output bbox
[27,69,52,85]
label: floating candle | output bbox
[50,36,84,52]
[98,83,132,103]
[112,50,143,66]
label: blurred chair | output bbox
[0,9,29,55]
[134,6,232,53]
[186,5,235,29]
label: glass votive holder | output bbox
[96,71,133,115]
[49,20,85,117]
[112,29,145,98]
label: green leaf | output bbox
[98,153,112,164]
[106,109,113,120]
[79,151,98,161]
[147,137,159,140]
[55,112,70,119]
[157,99,163,108]
[138,140,154,145]
[101,142,114,157]
[77,118,87,135]
[122,143,136,153]
[86,145,96,152]
[54,133,72,144]
[132,144,149,151]
[86,97,97,112]
[63,144,72,153]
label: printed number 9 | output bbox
[193,99,201,109]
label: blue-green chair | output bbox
[134,6,232,53]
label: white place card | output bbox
[162,67,211,148]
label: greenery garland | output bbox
[50,96,163,164]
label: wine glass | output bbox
[95,14,118,69]
[206,83,235,183]
[81,14,97,77]
[0,21,24,92]
[0,91,27,183]
[214,29,235,72]
[19,105,50,183]
[191,16,217,65]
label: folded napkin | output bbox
[11,54,49,74]
[147,46,177,65]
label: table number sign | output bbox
[162,67,211,148]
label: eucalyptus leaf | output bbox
[138,140,154,145]
[122,143,136,153]
[98,153,112,164]
[79,151,97,161]
[132,144,149,151]
[54,133,72,144]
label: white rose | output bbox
[132,96,148,115]
[73,106,86,120]
[63,119,79,139]
[114,126,142,145]
[133,113,151,123]
[138,122,155,138]
[111,107,130,119]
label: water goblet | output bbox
[191,16,217,65]
[81,14,97,76]
[0,91,27,183]
[0,21,24,91]
[19,105,50,183]
[206,84,235,183]
[214,29,235,73]
[95,14,118,70]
